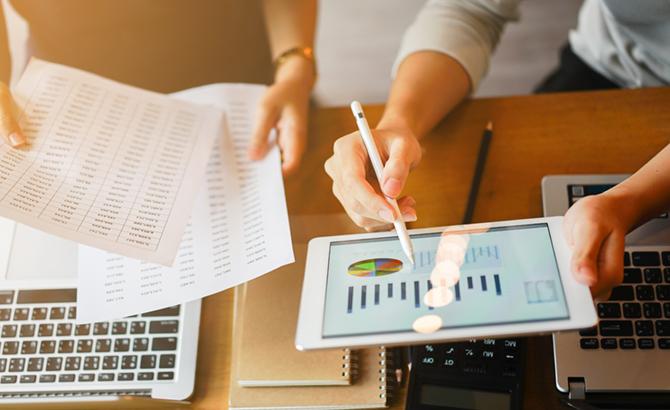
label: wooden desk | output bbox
[14,87,667,409]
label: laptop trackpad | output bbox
[6,224,78,280]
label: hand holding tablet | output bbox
[295,216,597,350]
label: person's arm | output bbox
[564,144,670,298]
[0,2,25,147]
[249,0,317,175]
[325,0,519,230]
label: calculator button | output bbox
[0,376,16,384]
[98,373,115,382]
[114,338,130,352]
[149,320,179,334]
[420,356,437,366]
[0,291,13,304]
[157,372,174,380]
[118,372,134,381]
[78,373,94,382]
[27,357,44,371]
[21,340,37,354]
[75,324,91,336]
[95,339,112,353]
[39,374,56,383]
[13,308,29,320]
[159,354,176,369]
[93,322,109,335]
[481,350,496,360]
[46,357,62,371]
[3,341,18,354]
[133,338,149,352]
[130,321,146,334]
[102,356,119,370]
[112,322,128,335]
[2,324,17,338]
[138,372,154,381]
[462,361,487,375]
[19,375,36,384]
[31,308,47,320]
[0,309,10,321]
[152,337,177,351]
[49,307,65,320]
[58,374,75,383]
[38,324,54,337]
[56,323,72,336]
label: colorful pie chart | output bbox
[347,258,403,277]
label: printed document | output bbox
[77,84,294,322]
[0,59,220,265]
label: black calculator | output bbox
[406,338,525,410]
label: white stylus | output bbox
[350,101,415,266]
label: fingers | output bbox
[0,83,26,147]
[276,106,307,175]
[381,138,417,198]
[591,231,625,300]
[570,218,608,287]
[249,97,280,161]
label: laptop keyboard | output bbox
[0,288,180,386]
[579,250,670,350]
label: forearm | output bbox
[378,51,470,139]
[604,144,670,229]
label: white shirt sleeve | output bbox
[394,0,521,91]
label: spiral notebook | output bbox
[235,245,353,386]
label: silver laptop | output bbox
[542,175,670,399]
[0,218,200,403]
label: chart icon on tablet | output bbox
[347,258,403,277]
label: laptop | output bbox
[542,175,670,401]
[0,218,200,403]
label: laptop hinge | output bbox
[568,378,586,400]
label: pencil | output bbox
[462,121,493,224]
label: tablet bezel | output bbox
[295,216,597,350]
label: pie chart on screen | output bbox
[347,258,403,277]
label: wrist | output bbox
[601,185,644,231]
[377,112,418,139]
[274,52,316,90]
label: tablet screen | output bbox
[323,223,569,337]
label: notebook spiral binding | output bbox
[378,346,394,400]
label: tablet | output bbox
[295,216,597,350]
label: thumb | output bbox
[570,218,608,287]
[381,138,413,198]
[0,83,26,147]
[249,99,279,160]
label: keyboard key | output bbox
[68,307,76,320]
[20,375,36,384]
[112,322,128,335]
[152,337,177,351]
[98,373,115,382]
[636,285,655,301]
[0,291,13,304]
[40,340,56,354]
[656,320,670,336]
[56,323,72,336]
[665,268,670,283]
[0,358,6,371]
[133,338,149,351]
[83,356,99,370]
[644,302,662,318]
[157,371,174,380]
[623,303,642,318]
[138,372,154,381]
[21,340,37,354]
[39,374,56,383]
[8,358,25,372]
[130,321,146,334]
[77,339,93,353]
[645,268,663,283]
[13,308,29,320]
[623,268,642,284]
[598,303,621,318]
[660,338,670,349]
[638,338,655,349]
[102,356,118,370]
[78,373,95,382]
[619,338,636,349]
[657,285,670,301]
[663,252,670,266]
[121,355,137,369]
[609,286,634,301]
[118,372,134,381]
[30,307,47,320]
[665,303,670,318]
[600,338,617,349]
[93,322,109,335]
[636,320,654,336]
[140,354,156,369]
[27,357,44,372]
[624,252,631,267]
[142,305,180,317]
[75,324,90,336]
[19,324,35,337]
[64,356,80,371]
[58,340,74,353]
[2,324,17,337]
[58,374,75,383]
[159,354,176,368]
[0,308,10,321]
[580,338,598,349]
[49,307,65,320]
[95,339,111,353]
[0,376,16,384]
[599,320,634,336]
[46,357,62,371]
[114,338,130,352]
[150,320,179,333]
[633,252,661,266]
[3,341,18,354]
[38,323,54,337]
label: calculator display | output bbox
[420,385,511,409]
[322,223,569,337]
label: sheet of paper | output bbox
[0,59,221,265]
[76,84,294,322]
